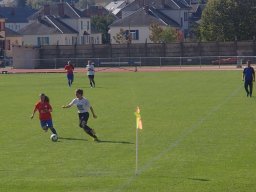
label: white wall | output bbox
[12,45,39,69]
[5,36,22,57]
[21,34,79,46]
[109,26,154,44]
[61,18,91,36]
[162,10,189,31]
[5,23,29,32]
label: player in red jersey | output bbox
[64,60,74,87]
[31,93,58,136]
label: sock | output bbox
[83,125,97,139]
[49,127,57,135]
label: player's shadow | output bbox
[187,178,210,182]
[99,140,134,144]
[58,137,133,144]
[58,137,87,141]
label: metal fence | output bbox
[9,55,256,69]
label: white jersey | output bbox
[86,64,95,75]
[69,97,91,113]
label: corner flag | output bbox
[135,106,142,129]
[135,106,143,175]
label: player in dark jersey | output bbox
[243,60,255,97]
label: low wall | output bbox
[12,46,39,69]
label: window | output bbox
[90,37,94,44]
[184,12,188,21]
[81,21,83,30]
[87,21,90,31]
[125,30,139,40]
[72,36,77,45]
[0,22,5,31]
[5,40,10,50]
[81,36,88,44]
[37,37,49,46]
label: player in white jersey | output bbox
[62,89,99,141]
[86,60,95,88]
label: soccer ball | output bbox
[50,134,58,142]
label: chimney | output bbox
[58,3,65,17]
[44,4,50,15]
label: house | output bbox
[189,3,206,22]
[19,2,102,46]
[109,7,180,44]
[105,0,129,18]
[0,15,6,58]
[82,5,113,17]
[187,3,206,40]
[0,6,37,32]
[111,0,190,42]
[5,27,22,58]
[109,0,190,44]
[18,16,79,46]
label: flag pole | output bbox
[135,106,142,175]
[135,124,139,175]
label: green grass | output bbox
[1,70,256,192]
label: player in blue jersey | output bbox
[243,60,255,97]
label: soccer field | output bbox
[1,70,256,192]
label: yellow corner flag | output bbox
[135,106,143,129]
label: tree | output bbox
[149,23,178,43]
[200,0,256,41]
[160,27,178,43]
[113,28,132,44]
[91,15,115,44]
[149,23,163,43]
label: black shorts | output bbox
[78,112,89,127]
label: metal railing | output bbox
[10,56,256,69]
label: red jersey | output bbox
[35,101,52,120]
[64,64,74,74]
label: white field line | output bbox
[114,85,242,192]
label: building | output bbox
[0,15,6,58]
[19,2,102,46]
[109,7,180,44]
[82,5,113,17]
[105,0,129,18]
[0,6,37,32]
[108,0,190,43]
[5,27,22,58]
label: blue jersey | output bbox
[243,67,255,82]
